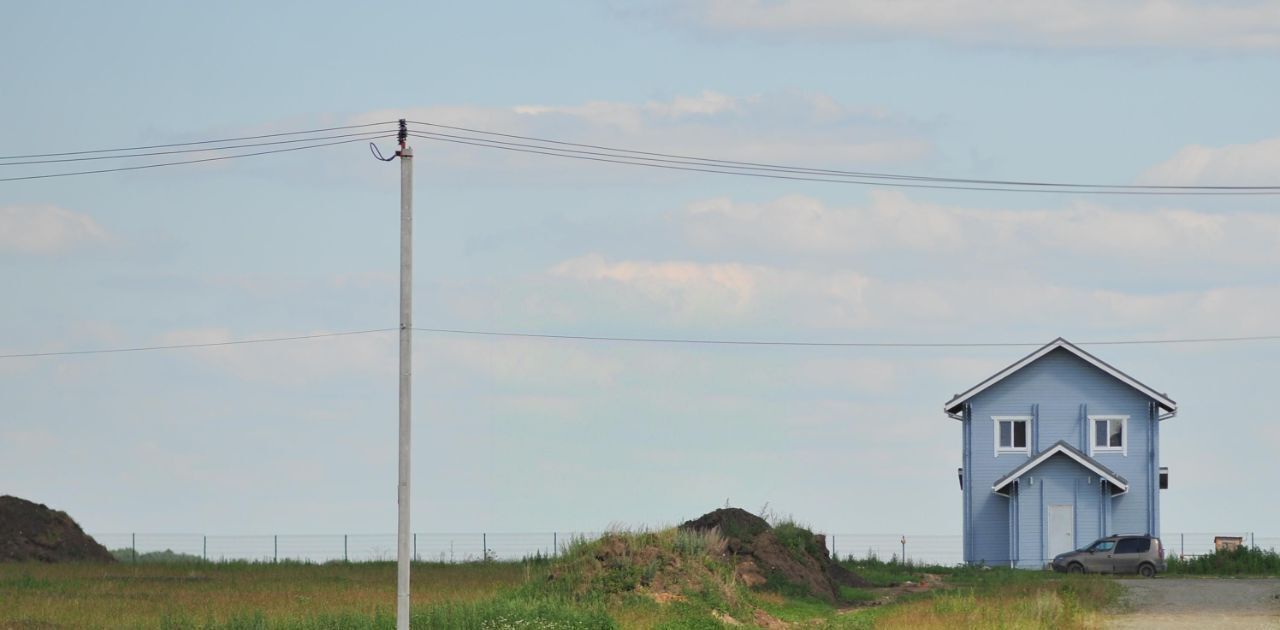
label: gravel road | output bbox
[1108,578,1280,629]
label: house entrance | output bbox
[1047,504,1075,559]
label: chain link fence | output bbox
[92,532,602,563]
[92,530,1277,565]
[1164,532,1277,559]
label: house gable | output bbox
[944,338,1176,416]
[991,441,1128,496]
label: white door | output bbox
[1047,504,1075,559]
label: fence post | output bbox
[274,535,278,563]
[131,533,137,563]
[344,535,348,562]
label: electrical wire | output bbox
[0,135,396,183]
[407,121,1280,194]
[0,328,398,359]
[0,130,395,166]
[413,327,1280,348]
[407,131,1278,196]
[0,121,398,160]
[5,326,1276,360]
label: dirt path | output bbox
[1108,577,1280,629]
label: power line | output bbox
[407,121,1280,195]
[418,327,1280,348]
[0,130,395,166]
[408,132,1277,196]
[0,121,398,160]
[409,120,1280,191]
[0,328,397,359]
[5,326,1276,360]
[0,135,395,183]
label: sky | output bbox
[2,1,1279,540]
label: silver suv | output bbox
[1051,535,1165,577]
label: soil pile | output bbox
[0,495,115,563]
[679,508,867,603]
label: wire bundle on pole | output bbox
[405,121,1280,196]
[0,121,400,182]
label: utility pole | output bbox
[395,119,414,630]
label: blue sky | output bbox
[3,1,1279,539]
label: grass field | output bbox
[0,561,527,629]
[1,550,1120,628]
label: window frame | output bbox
[1088,415,1129,456]
[992,415,1032,456]
[1115,538,1150,554]
[1087,539,1116,553]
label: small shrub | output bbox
[110,548,205,563]
[1168,545,1280,575]
[838,586,877,603]
[771,521,820,560]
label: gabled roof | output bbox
[943,337,1176,414]
[991,440,1128,496]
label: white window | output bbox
[1089,415,1128,456]
[993,416,1031,456]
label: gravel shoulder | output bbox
[1107,577,1280,629]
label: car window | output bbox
[1116,538,1151,554]
[1089,540,1116,552]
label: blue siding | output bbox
[1011,454,1108,568]
[961,347,1164,566]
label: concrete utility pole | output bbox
[395,120,414,630]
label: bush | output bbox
[110,548,205,563]
[771,521,820,560]
[1168,546,1280,575]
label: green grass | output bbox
[771,520,823,560]
[829,569,1120,629]
[838,555,960,587]
[1167,545,1280,575]
[111,547,206,563]
[3,539,1126,629]
[0,560,529,629]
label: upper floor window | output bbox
[1090,415,1128,456]
[993,416,1030,455]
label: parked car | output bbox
[1051,535,1165,577]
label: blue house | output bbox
[947,338,1175,568]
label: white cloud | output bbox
[682,191,1280,265]
[355,91,930,176]
[534,251,1280,340]
[552,253,762,316]
[0,205,109,254]
[549,253,874,328]
[688,0,1280,50]
[1140,137,1280,186]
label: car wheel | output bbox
[1068,563,1084,575]
[1138,563,1156,578]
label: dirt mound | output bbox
[0,496,115,563]
[680,508,867,603]
[679,508,770,553]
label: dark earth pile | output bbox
[680,507,867,602]
[0,495,114,563]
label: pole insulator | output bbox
[398,119,408,150]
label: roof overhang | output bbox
[992,440,1129,496]
[944,337,1177,415]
